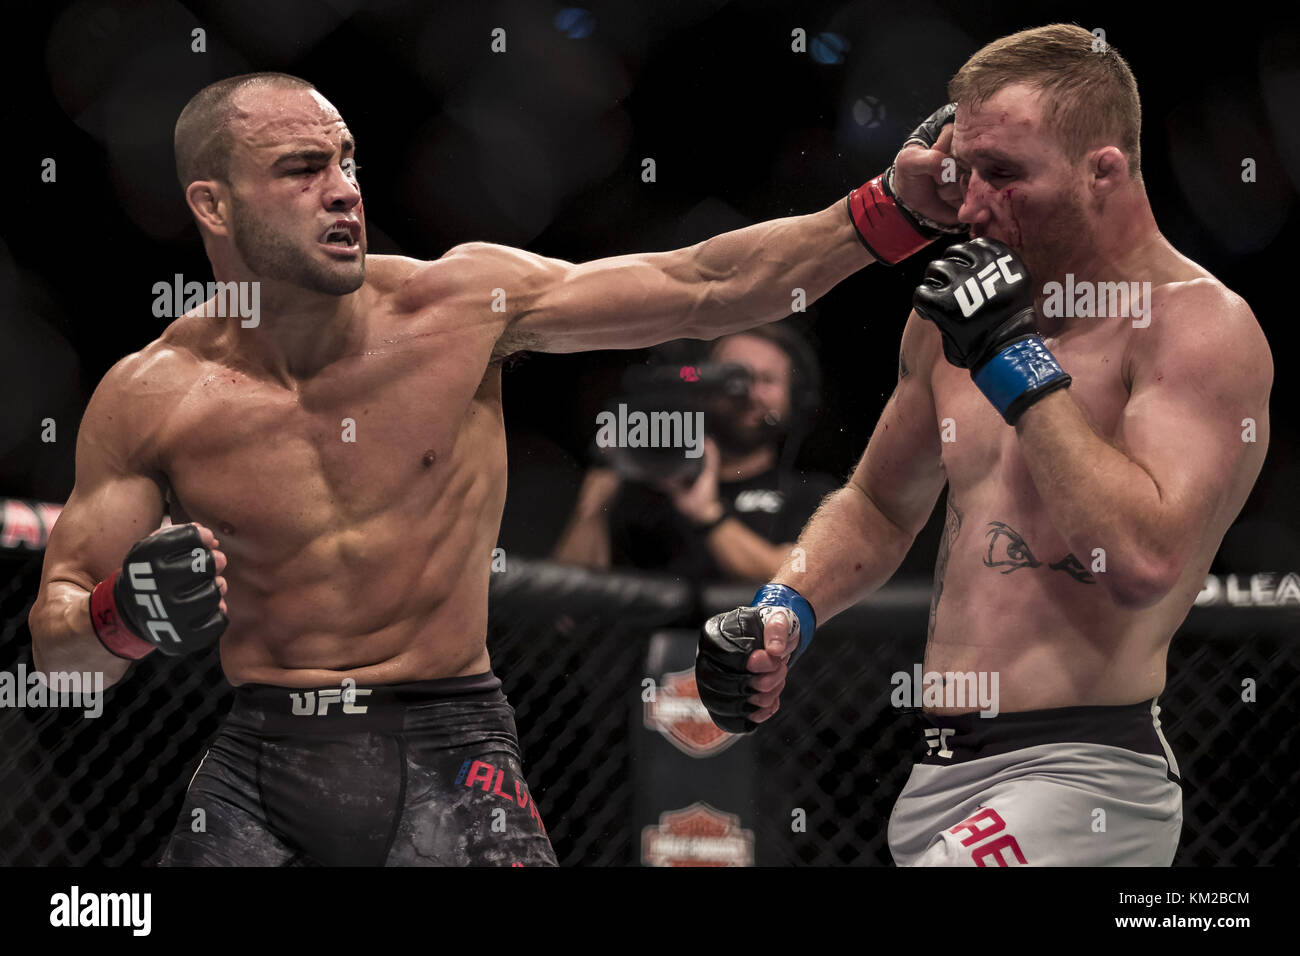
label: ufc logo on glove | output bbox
[126,561,182,646]
[955,255,1024,317]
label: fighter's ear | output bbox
[185,180,229,237]
[1089,146,1130,193]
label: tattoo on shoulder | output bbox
[982,519,1095,584]
[899,350,910,380]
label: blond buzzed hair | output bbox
[948,24,1142,177]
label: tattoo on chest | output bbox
[983,520,1095,584]
[928,507,1096,654]
[1048,552,1095,583]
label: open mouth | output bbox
[320,221,361,253]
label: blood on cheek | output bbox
[999,186,1024,248]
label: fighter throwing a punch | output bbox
[29,71,961,865]
[697,24,1272,865]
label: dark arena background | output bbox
[2,0,1298,891]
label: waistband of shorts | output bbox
[231,670,505,734]
[913,698,1176,767]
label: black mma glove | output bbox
[695,584,815,734]
[846,103,967,265]
[90,524,228,659]
[912,237,1072,425]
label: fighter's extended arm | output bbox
[461,202,871,356]
[1014,284,1272,608]
[410,105,962,356]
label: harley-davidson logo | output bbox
[642,802,755,867]
[644,668,738,757]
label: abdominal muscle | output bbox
[922,488,1195,715]
[172,448,503,690]
[218,555,494,689]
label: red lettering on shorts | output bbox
[949,807,1005,847]
[464,760,496,791]
[462,761,547,837]
[492,769,511,800]
[971,833,1028,867]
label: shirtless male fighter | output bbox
[27,71,960,865]
[697,24,1272,865]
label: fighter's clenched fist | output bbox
[696,584,816,734]
[913,237,1072,425]
[90,522,229,660]
[846,103,967,266]
[892,103,966,229]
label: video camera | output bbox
[598,361,753,485]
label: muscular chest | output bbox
[160,337,502,540]
[932,321,1134,502]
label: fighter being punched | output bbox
[28,72,959,865]
[697,24,1272,865]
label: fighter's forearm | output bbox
[1015,390,1182,606]
[679,202,872,340]
[29,581,131,684]
[770,481,914,623]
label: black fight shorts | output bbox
[158,671,557,866]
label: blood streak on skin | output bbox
[1001,187,1024,248]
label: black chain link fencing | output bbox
[2,554,1296,865]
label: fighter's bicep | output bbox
[45,477,166,590]
[849,313,947,537]
[507,249,703,354]
[1117,303,1271,532]
[444,242,674,356]
[1118,385,1256,529]
[43,366,167,589]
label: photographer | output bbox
[552,322,837,582]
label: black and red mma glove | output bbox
[90,524,227,660]
[847,103,967,265]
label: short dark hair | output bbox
[173,72,317,190]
